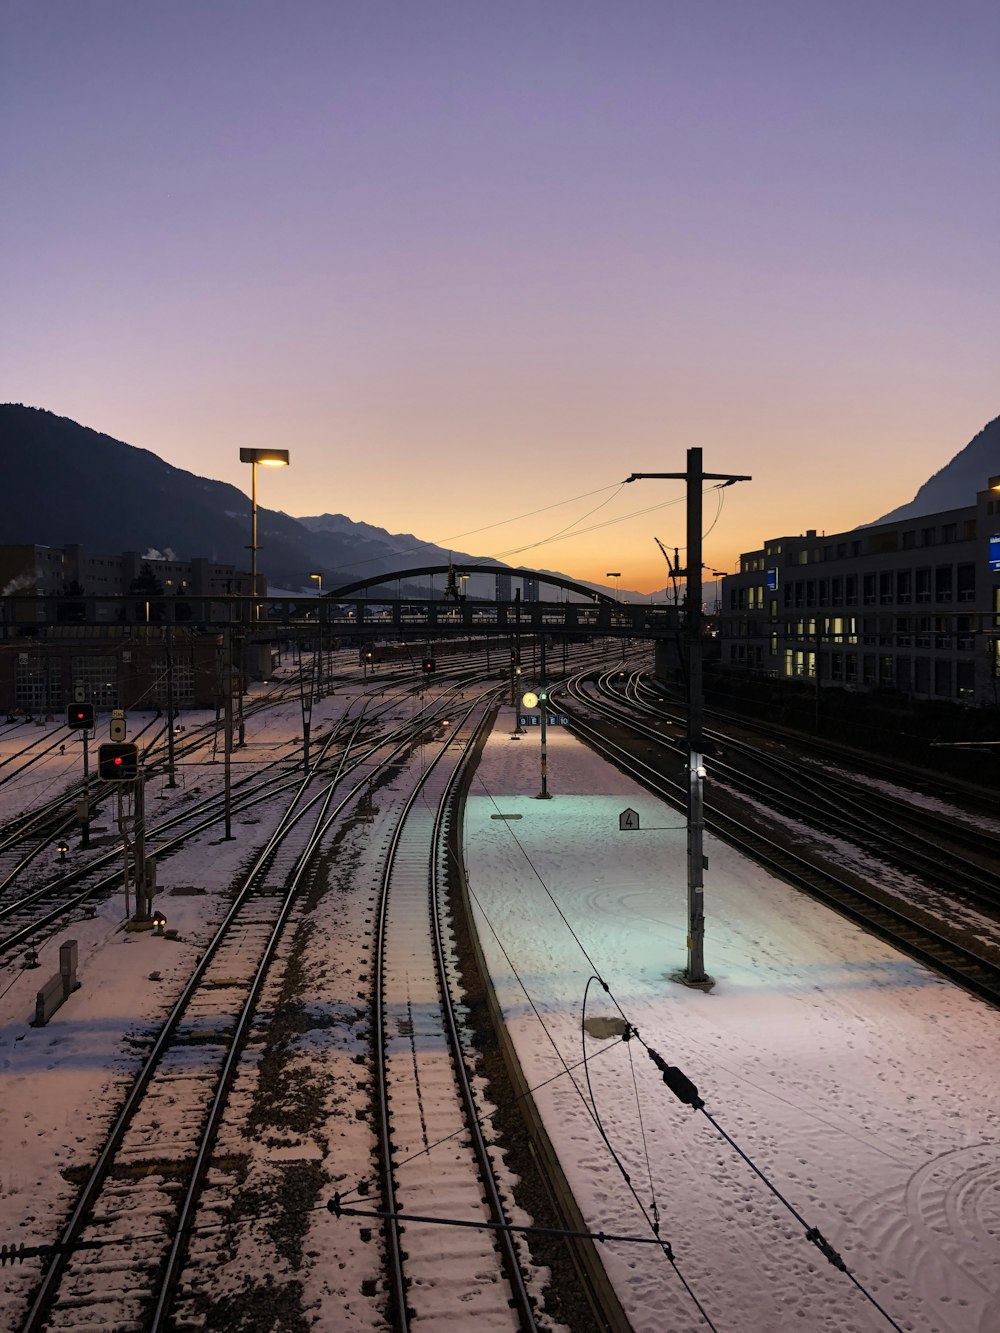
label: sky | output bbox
[3,0,998,592]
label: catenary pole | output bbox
[625,452,750,985]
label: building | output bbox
[0,545,255,713]
[0,628,226,715]
[0,544,251,607]
[718,476,1000,707]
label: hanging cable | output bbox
[471,770,906,1333]
[641,1041,905,1333]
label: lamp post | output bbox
[605,573,620,657]
[310,572,324,696]
[239,448,290,620]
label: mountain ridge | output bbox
[0,404,505,595]
[868,414,1000,524]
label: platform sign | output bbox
[619,808,640,831]
[518,715,541,726]
[519,714,569,727]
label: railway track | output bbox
[17,689,473,1331]
[557,671,1000,1007]
[596,670,1000,913]
[372,688,536,1329]
[0,677,479,958]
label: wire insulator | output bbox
[647,1048,704,1109]
[806,1227,847,1272]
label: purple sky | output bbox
[4,1,997,590]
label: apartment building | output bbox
[718,476,1000,706]
[0,544,251,619]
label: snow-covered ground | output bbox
[463,708,1000,1333]
[1,687,998,1332]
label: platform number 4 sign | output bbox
[619,808,640,831]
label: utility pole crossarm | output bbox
[624,472,752,484]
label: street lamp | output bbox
[605,574,621,658]
[239,448,290,616]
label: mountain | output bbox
[870,415,1000,524]
[0,404,509,595]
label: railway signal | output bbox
[97,742,139,781]
[422,658,436,674]
[66,703,95,730]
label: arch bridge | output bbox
[1,560,682,640]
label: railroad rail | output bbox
[557,671,1000,1008]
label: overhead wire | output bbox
[461,780,718,1327]
[466,768,906,1332]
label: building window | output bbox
[845,575,858,604]
[879,571,893,604]
[902,530,916,550]
[934,659,951,697]
[863,573,876,605]
[956,660,975,698]
[957,563,975,602]
[14,656,62,711]
[935,566,953,602]
[149,657,195,707]
[863,654,877,685]
[896,570,912,603]
[896,656,912,691]
[915,568,931,602]
[942,523,958,543]
[70,655,119,708]
[844,653,857,684]
[921,526,936,546]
